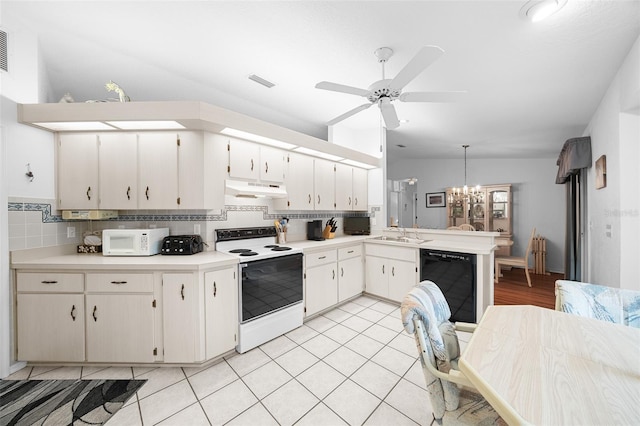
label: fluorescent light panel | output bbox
[34,121,117,131]
[340,158,378,169]
[107,120,185,130]
[220,127,297,150]
[293,146,343,162]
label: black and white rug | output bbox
[0,379,145,425]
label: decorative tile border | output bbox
[8,202,369,224]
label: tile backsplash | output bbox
[7,197,372,252]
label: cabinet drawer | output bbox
[365,243,416,261]
[338,245,362,260]
[17,272,84,293]
[305,249,337,268]
[86,273,153,293]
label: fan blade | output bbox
[379,98,399,129]
[326,103,373,126]
[389,46,444,91]
[399,91,467,103]
[315,81,370,97]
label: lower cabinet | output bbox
[365,244,418,302]
[338,245,363,302]
[204,267,237,359]
[162,273,199,363]
[305,249,338,317]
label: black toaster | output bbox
[161,235,204,255]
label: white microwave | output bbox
[102,228,169,256]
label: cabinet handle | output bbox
[355,197,358,206]
[317,195,321,205]
[308,194,312,204]
[251,158,254,171]
[145,186,150,200]
[392,266,395,277]
[347,250,354,253]
[181,284,185,300]
[70,304,76,321]
[213,281,217,297]
[382,265,385,274]
[348,196,352,206]
[341,267,344,277]
[126,186,131,200]
[265,162,268,174]
[332,269,335,280]
[41,280,58,284]
[86,186,91,201]
[92,305,97,322]
[110,281,127,285]
[318,256,326,260]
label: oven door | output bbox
[239,253,303,323]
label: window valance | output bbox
[556,136,592,184]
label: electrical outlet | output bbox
[66,226,76,238]
[194,224,201,235]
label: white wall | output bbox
[584,35,640,289]
[388,157,565,273]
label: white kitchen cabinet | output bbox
[163,273,200,363]
[85,273,155,363]
[204,267,237,359]
[352,167,368,211]
[365,244,418,302]
[276,152,315,210]
[177,131,205,209]
[57,133,99,210]
[338,245,364,302]
[16,272,85,362]
[314,158,336,210]
[203,133,227,209]
[137,132,180,209]
[98,133,138,209]
[304,249,338,317]
[228,138,284,183]
[335,163,353,211]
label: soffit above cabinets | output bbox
[17,101,381,168]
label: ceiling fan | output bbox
[315,46,465,129]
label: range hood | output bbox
[225,179,287,198]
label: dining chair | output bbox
[459,223,475,231]
[401,281,504,425]
[446,226,461,230]
[495,227,536,287]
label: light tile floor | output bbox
[6,296,472,425]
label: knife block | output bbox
[322,225,335,239]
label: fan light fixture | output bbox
[448,145,482,204]
[520,0,568,22]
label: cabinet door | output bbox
[177,132,205,209]
[305,262,337,317]
[283,153,315,210]
[58,133,99,209]
[352,167,368,211]
[138,132,179,209]
[338,255,363,302]
[228,138,260,180]
[86,294,155,362]
[365,256,388,298]
[335,164,353,211]
[314,159,335,210]
[205,268,237,359]
[203,133,227,209]
[17,294,85,362]
[98,133,138,209]
[387,260,417,302]
[259,146,285,183]
[163,273,199,363]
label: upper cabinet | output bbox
[313,159,336,210]
[335,164,369,211]
[57,131,223,211]
[228,138,284,183]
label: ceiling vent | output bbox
[248,74,275,88]
[0,30,7,72]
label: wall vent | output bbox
[0,29,7,72]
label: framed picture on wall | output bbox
[595,155,607,189]
[426,192,446,208]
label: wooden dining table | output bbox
[459,305,640,425]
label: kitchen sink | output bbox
[373,235,430,244]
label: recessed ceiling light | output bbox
[520,0,567,22]
[33,121,116,131]
[220,127,296,149]
[107,120,185,130]
[248,74,276,88]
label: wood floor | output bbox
[493,268,562,310]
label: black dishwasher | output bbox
[419,249,476,323]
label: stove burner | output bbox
[230,249,252,254]
[240,251,258,256]
[264,245,279,248]
[272,246,292,251]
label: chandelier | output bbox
[448,145,483,204]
